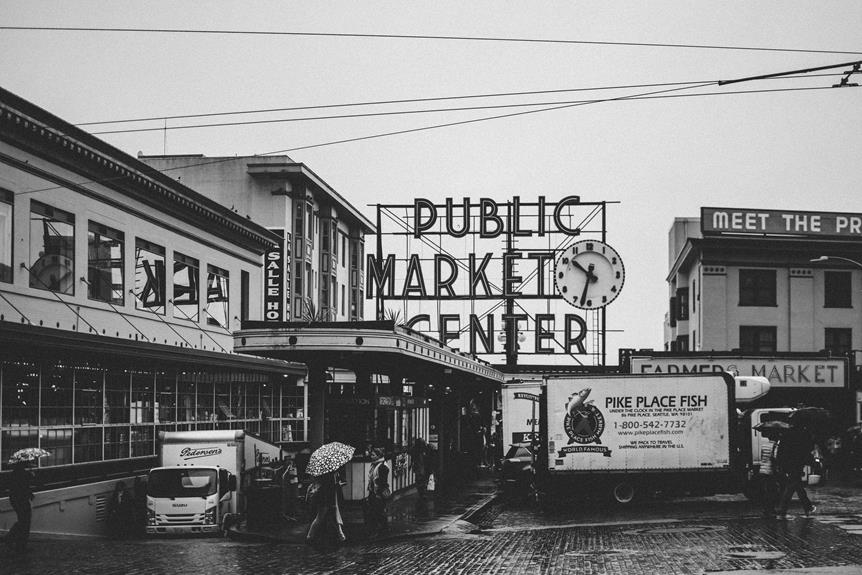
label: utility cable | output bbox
[79,276,151,341]
[19,262,101,335]
[170,298,230,353]
[129,289,196,348]
[2,26,860,56]
[87,84,849,135]
[0,290,32,324]
[75,72,845,127]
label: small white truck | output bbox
[146,430,283,535]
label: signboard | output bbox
[546,375,731,472]
[263,234,285,321]
[702,207,862,239]
[630,356,846,389]
[368,197,613,365]
[502,382,542,446]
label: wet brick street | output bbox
[6,483,862,574]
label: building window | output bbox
[241,270,250,322]
[825,271,852,308]
[341,284,346,316]
[205,264,230,327]
[739,269,776,307]
[173,252,200,322]
[668,296,677,328]
[87,222,124,305]
[825,328,852,355]
[739,326,777,353]
[676,288,689,321]
[135,239,166,314]
[0,188,13,283]
[691,279,696,315]
[29,200,75,294]
[341,233,346,268]
[676,335,689,351]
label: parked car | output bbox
[496,443,535,496]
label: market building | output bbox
[651,207,862,423]
[0,87,308,534]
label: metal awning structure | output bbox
[235,320,505,384]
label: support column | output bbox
[307,363,328,448]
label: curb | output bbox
[227,490,501,545]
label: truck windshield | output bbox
[148,468,218,498]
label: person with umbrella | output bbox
[304,442,354,546]
[775,410,824,519]
[5,448,47,553]
[753,420,789,518]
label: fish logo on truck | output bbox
[560,388,612,458]
[179,447,222,460]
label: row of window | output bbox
[670,268,854,325]
[0,194,234,328]
[671,326,852,354]
[739,269,852,307]
[0,361,307,468]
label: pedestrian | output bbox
[278,457,299,521]
[410,438,429,500]
[776,425,816,519]
[757,438,780,518]
[305,468,347,545]
[6,460,35,553]
[364,453,391,537]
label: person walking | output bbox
[364,455,391,537]
[305,469,347,545]
[6,461,35,553]
[410,438,429,500]
[776,425,816,519]
[277,457,299,522]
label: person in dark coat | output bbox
[776,426,816,518]
[410,438,429,500]
[364,454,391,537]
[6,461,35,553]
[305,469,346,545]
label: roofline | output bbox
[0,87,281,250]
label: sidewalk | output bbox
[228,474,499,545]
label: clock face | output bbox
[554,240,625,310]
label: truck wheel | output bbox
[611,481,636,504]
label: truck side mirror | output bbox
[228,474,237,491]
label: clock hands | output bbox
[580,263,597,304]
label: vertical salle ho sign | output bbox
[264,237,284,321]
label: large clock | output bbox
[554,240,625,309]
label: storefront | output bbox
[235,320,504,499]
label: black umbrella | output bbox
[754,420,791,440]
[789,407,831,431]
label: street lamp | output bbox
[810,255,862,267]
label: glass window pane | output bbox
[75,368,104,425]
[29,201,75,294]
[205,267,229,327]
[41,364,73,426]
[196,377,215,423]
[105,426,129,460]
[2,430,37,471]
[173,253,200,321]
[131,372,155,423]
[87,223,124,304]
[156,373,177,424]
[2,361,39,427]
[131,425,154,457]
[135,240,166,314]
[177,374,196,423]
[40,428,73,467]
[105,371,130,424]
[0,195,12,283]
[74,427,103,463]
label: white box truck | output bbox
[540,372,740,504]
[146,430,283,535]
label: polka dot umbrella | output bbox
[8,447,51,464]
[305,442,356,477]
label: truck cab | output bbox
[146,466,238,535]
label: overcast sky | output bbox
[2,2,860,363]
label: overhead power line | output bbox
[2,25,861,56]
[77,73,841,127]
[89,84,854,135]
